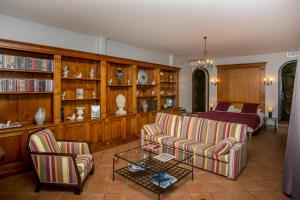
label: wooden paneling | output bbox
[217,62,266,109]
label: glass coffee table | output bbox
[113,143,194,200]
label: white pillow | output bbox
[228,106,241,113]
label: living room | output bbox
[0,1,299,200]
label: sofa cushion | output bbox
[214,137,237,155]
[29,129,60,153]
[145,134,174,146]
[155,112,182,137]
[181,116,247,144]
[143,123,163,136]
[181,116,209,141]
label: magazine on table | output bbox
[151,172,177,189]
[153,153,175,162]
[128,161,149,172]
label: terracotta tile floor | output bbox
[0,128,292,200]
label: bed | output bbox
[192,102,265,137]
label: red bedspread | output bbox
[197,111,261,130]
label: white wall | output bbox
[105,40,171,65]
[176,52,299,118]
[0,14,99,53]
[0,14,172,65]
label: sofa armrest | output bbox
[57,141,91,154]
[30,153,80,185]
[228,142,247,179]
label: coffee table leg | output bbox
[112,157,115,181]
[192,161,194,180]
[158,193,160,200]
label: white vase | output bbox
[34,108,45,125]
[142,101,149,112]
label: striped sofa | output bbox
[141,112,247,179]
[27,128,94,194]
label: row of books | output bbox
[0,79,53,92]
[151,172,177,189]
[0,54,53,72]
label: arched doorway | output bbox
[192,68,209,112]
[278,60,297,122]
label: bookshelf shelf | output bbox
[160,81,176,84]
[0,92,53,95]
[137,95,157,98]
[61,98,100,101]
[61,77,100,81]
[137,84,156,87]
[107,85,132,87]
[0,69,53,74]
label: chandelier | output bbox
[190,36,214,70]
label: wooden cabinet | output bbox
[0,39,180,177]
[0,124,54,177]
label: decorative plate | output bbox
[138,70,148,85]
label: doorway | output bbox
[279,60,297,122]
[192,68,209,112]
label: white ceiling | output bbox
[0,0,299,58]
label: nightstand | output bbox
[264,117,277,132]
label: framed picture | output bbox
[76,88,84,99]
[91,105,100,119]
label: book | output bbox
[153,153,175,162]
[143,144,160,152]
[151,172,177,189]
[128,161,149,172]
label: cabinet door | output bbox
[64,122,89,142]
[90,121,102,144]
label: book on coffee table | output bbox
[151,172,177,189]
[143,144,160,152]
[128,161,149,172]
[153,153,175,162]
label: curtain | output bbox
[283,48,300,199]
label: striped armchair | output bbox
[141,112,247,179]
[27,128,94,194]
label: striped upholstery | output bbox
[76,154,93,179]
[229,143,247,179]
[28,128,94,187]
[143,123,163,136]
[142,114,247,179]
[31,154,78,184]
[29,129,60,153]
[214,137,237,155]
[155,112,183,137]
[181,116,247,144]
[145,134,174,146]
[58,142,90,154]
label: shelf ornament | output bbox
[115,68,123,85]
[63,65,69,78]
[116,94,127,115]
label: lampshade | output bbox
[268,106,273,112]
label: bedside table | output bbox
[264,117,277,132]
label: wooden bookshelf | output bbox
[0,39,180,178]
[159,68,179,110]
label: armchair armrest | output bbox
[57,141,91,154]
[30,152,80,185]
[228,142,247,179]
